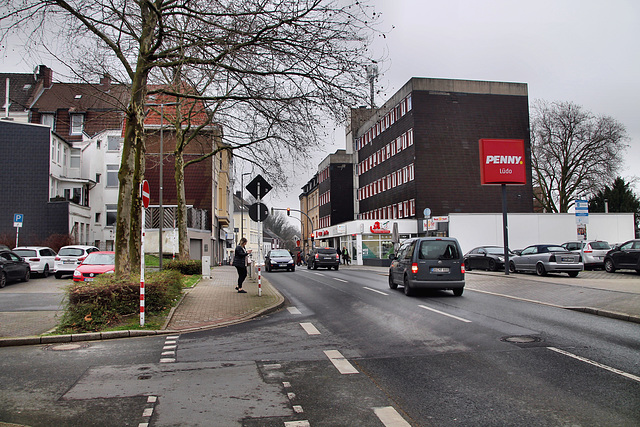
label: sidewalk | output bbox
[0,265,638,347]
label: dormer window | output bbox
[70,113,84,135]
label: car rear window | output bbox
[59,248,85,256]
[589,242,610,250]
[14,249,37,257]
[317,249,337,255]
[418,241,459,260]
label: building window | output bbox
[70,114,84,135]
[106,204,117,226]
[41,113,54,129]
[106,164,119,187]
[95,213,101,223]
[70,148,81,168]
[107,135,120,151]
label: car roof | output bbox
[13,246,54,250]
[59,245,99,249]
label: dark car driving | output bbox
[0,249,31,287]
[265,249,295,272]
[389,237,465,296]
[464,245,513,271]
[604,239,640,274]
[307,248,340,270]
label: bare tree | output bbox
[530,100,628,213]
[1,0,382,275]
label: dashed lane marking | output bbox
[547,347,640,383]
[373,406,411,427]
[300,322,321,335]
[288,307,302,315]
[418,305,472,323]
[333,278,348,283]
[363,286,388,296]
[284,421,310,427]
[324,350,359,375]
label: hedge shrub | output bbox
[57,270,183,333]
[164,259,201,275]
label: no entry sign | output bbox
[141,180,150,208]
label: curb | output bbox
[0,276,285,348]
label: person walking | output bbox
[342,246,349,265]
[233,238,251,293]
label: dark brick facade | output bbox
[357,78,532,219]
[0,121,70,245]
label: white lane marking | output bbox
[418,305,472,323]
[293,405,304,413]
[363,286,388,296]
[288,307,302,315]
[300,322,321,335]
[160,358,176,363]
[142,408,153,417]
[264,363,282,369]
[147,396,157,403]
[333,277,348,283]
[313,272,325,276]
[373,406,411,427]
[547,347,640,383]
[324,350,359,374]
[284,421,310,427]
[283,381,292,388]
[165,335,179,340]
[163,345,177,350]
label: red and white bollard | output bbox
[258,264,262,297]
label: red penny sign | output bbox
[479,139,526,185]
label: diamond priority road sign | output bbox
[246,174,272,199]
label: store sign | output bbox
[370,221,391,234]
[479,139,526,185]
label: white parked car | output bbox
[54,245,100,279]
[561,240,610,270]
[12,246,57,277]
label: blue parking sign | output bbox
[13,213,23,228]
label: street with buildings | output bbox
[0,266,638,426]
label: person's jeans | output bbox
[235,266,247,288]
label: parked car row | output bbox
[0,245,115,287]
[464,238,640,276]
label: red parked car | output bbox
[73,251,115,282]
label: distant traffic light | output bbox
[310,233,314,242]
[287,208,291,216]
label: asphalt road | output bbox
[0,268,638,426]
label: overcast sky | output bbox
[2,0,638,225]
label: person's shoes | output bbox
[238,289,247,293]
[235,286,239,290]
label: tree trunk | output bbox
[175,151,190,261]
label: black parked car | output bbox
[0,249,31,288]
[604,239,640,274]
[464,246,513,271]
[307,248,340,270]
[264,249,295,272]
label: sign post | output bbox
[13,213,23,248]
[140,180,150,326]
[575,199,589,240]
[246,175,272,297]
[479,139,526,275]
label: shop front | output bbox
[313,219,418,266]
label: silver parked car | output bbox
[510,244,583,277]
[54,245,101,279]
[561,240,610,270]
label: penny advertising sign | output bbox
[479,139,526,185]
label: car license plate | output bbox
[561,257,573,262]
[84,277,94,282]
[63,260,75,264]
[430,267,449,273]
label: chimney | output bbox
[100,74,111,89]
[36,65,53,89]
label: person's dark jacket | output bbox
[232,245,249,267]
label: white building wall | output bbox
[449,213,635,253]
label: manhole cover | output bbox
[501,335,541,344]
[44,343,90,351]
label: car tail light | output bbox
[55,256,61,261]
[315,253,319,259]
[461,263,466,274]
[336,254,340,261]
[411,263,418,273]
[78,256,86,262]
[549,255,556,262]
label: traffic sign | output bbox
[13,213,23,228]
[249,202,269,222]
[246,174,272,199]
[141,180,150,208]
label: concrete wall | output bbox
[449,213,636,253]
